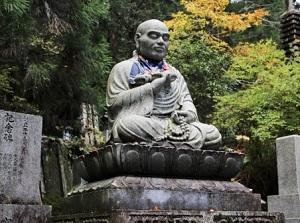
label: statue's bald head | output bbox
[134,19,170,61]
[136,19,169,35]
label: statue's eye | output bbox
[148,32,159,39]
[162,34,170,41]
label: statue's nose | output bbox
[157,36,164,44]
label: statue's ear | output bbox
[134,33,141,48]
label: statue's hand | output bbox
[163,72,177,86]
[134,74,152,85]
[171,110,196,124]
[150,72,167,93]
[150,72,177,93]
[166,72,177,82]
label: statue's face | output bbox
[135,21,170,61]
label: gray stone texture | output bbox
[41,138,74,215]
[268,194,300,218]
[60,177,262,216]
[62,188,262,215]
[0,110,52,223]
[268,135,300,223]
[0,110,42,204]
[276,135,300,195]
[52,210,285,223]
[0,204,51,223]
[69,176,254,195]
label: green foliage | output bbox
[227,0,285,45]
[168,39,231,122]
[0,65,15,94]
[0,0,112,136]
[1,0,29,17]
[238,141,278,200]
[25,62,56,88]
[214,40,300,142]
[213,40,300,198]
[0,0,38,112]
[64,134,106,159]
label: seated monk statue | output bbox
[106,19,221,150]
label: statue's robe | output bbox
[106,55,221,149]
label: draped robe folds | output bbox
[106,56,221,149]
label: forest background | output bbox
[1,0,298,202]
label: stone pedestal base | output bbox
[0,204,52,223]
[268,194,300,223]
[52,176,284,223]
[62,176,261,214]
[52,210,284,223]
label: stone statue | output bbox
[106,19,221,150]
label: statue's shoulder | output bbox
[167,63,177,71]
[109,56,138,82]
[113,56,138,70]
[166,63,182,76]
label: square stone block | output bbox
[276,135,300,195]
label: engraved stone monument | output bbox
[52,19,284,223]
[268,135,300,223]
[0,110,51,223]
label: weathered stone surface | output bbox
[52,210,285,223]
[68,176,252,195]
[0,110,42,204]
[62,189,261,215]
[61,177,261,215]
[41,138,74,215]
[0,204,51,223]
[268,135,300,223]
[284,219,300,223]
[268,194,300,219]
[276,135,300,195]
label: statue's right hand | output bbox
[150,72,167,93]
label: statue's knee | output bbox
[115,115,139,135]
[203,124,221,142]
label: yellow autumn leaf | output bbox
[165,0,269,53]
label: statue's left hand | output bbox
[171,110,196,124]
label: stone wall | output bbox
[41,138,75,215]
